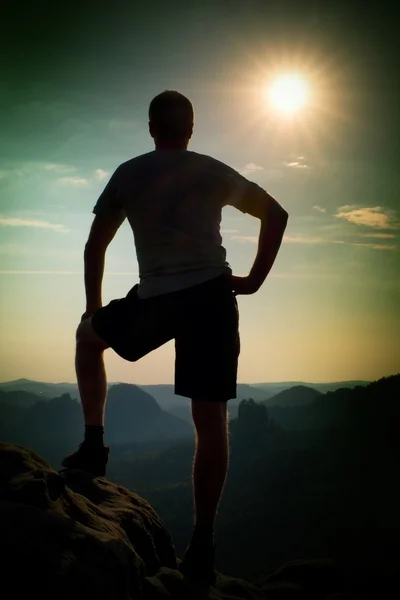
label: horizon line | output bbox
[0,377,385,386]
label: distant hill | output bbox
[266,377,400,431]
[0,378,371,408]
[0,379,270,419]
[0,388,50,408]
[253,380,371,395]
[262,385,322,408]
[0,384,192,467]
[138,383,270,412]
[0,378,80,400]
[105,384,192,444]
[143,383,271,423]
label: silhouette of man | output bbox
[61,90,288,585]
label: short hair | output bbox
[149,90,194,140]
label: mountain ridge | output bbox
[262,385,322,408]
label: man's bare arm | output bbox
[232,191,288,295]
[83,211,125,315]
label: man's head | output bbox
[149,90,194,149]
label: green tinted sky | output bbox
[1,0,399,384]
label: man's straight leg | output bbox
[175,276,239,585]
[191,399,229,534]
[178,399,229,586]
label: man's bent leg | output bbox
[191,399,229,534]
[75,317,109,426]
[61,317,110,476]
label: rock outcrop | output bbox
[0,443,365,599]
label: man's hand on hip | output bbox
[80,306,102,322]
[230,275,259,296]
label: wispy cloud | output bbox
[284,156,309,169]
[357,232,396,239]
[284,235,325,244]
[0,243,80,257]
[365,244,396,250]
[45,163,75,173]
[232,235,326,245]
[284,161,308,169]
[332,241,396,251]
[284,234,396,250]
[231,235,258,243]
[0,262,329,281]
[232,232,396,250]
[58,176,88,186]
[104,271,139,276]
[335,206,399,229]
[217,269,340,280]
[313,205,326,213]
[0,216,69,233]
[94,168,109,181]
[0,270,139,275]
[0,271,82,275]
[270,272,341,280]
[238,163,264,177]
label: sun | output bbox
[268,74,309,114]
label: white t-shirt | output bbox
[93,149,268,298]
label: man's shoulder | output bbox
[118,151,155,171]
[116,150,237,179]
[188,151,236,175]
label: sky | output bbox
[0,0,399,385]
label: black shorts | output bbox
[91,274,240,401]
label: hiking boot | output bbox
[178,539,217,587]
[60,442,109,477]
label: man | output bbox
[61,90,288,585]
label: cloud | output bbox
[335,206,399,229]
[0,270,139,275]
[58,176,88,186]
[366,244,396,250]
[45,163,75,173]
[313,205,326,213]
[232,234,354,246]
[357,232,396,239]
[0,216,69,233]
[283,234,396,250]
[0,170,8,180]
[238,163,264,177]
[284,161,308,169]
[270,272,340,280]
[284,156,309,169]
[0,243,79,257]
[231,235,258,243]
[0,271,82,275]
[103,271,139,276]
[221,229,239,234]
[284,235,325,244]
[94,168,109,181]
[238,163,285,180]
[332,241,396,251]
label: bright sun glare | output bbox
[268,74,309,114]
